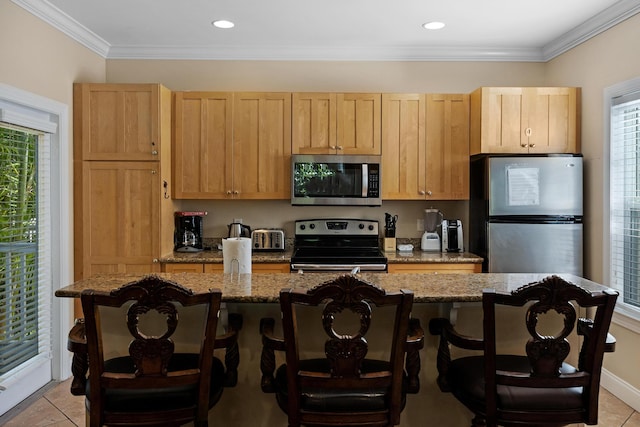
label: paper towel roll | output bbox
[222,237,252,274]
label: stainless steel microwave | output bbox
[291,154,382,206]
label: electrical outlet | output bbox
[417,219,424,231]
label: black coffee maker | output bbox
[174,211,206,252]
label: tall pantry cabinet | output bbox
[73,84,176,285]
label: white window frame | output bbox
[604,76,640,332]
[0,84,73,382]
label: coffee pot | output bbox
[228,219,251,238]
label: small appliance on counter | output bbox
[442,219,463,252]
[383,212,398,252]
[421,208,443,252]
[174,211,206,252]
[251,228,285,251]
[228,219,251,238]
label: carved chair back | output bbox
[279,275,415,427]
[481,275,618,425]
[81,275,222,427]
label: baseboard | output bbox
[601,368,640,412]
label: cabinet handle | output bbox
[336,146,343,150]
[426,190,432,196]
[152,258,159,263]
[525,128,532,137]
[151,170,157,174]
[151,150,158,155]
[330,145,337,150]
[233,190,239,195]
[529,143,536,148]
[151,141,158,155]
[419,190,426,195]
[520,143,528,147]
[163,180,169,199]
[226,190,232,195]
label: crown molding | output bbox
[11,0,110,57]
[12,0,640,62]
[542,0,640,61]
[107,44,545,62]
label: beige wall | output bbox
[546,12,640,402]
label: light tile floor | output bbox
[1,379,638,426]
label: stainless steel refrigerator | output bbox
[469,155,583,274]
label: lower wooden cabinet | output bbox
[163,262,290,273]
[387,263,481,274]
[163,263,205,273]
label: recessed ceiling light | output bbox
[422,21,445,30]
[212,20,235,29]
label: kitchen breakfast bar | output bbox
[55,272,612,426]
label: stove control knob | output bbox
[368,225,374,231]
[310,224,315,229]
[359,223,365,229]
[300,224,306,230]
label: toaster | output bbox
[251,229,285,251]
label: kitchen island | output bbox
[55,271,606,302]
[55,272,613,427]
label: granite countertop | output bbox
[55,272,608,303]
[160,249,483,265]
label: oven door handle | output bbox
[290,263,387,271]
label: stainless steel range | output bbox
[290,218,388,272]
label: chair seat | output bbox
[273,358,406,413]
[86,353,226,413]
[447,355,583,412]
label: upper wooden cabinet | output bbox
[74,84,166,161]
[292,93,381,155]
[382,93,469,200]
[173,92,291,199]
[73,83,175,281]
[470,87,580,155]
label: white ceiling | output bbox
[13,0,640,61]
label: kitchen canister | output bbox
[222,237,252,274]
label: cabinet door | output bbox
[381,94,425,199]
[470,87,526,154]
[387,263,481,274]
[292,93,337,154]
[173,92,234,199]
[77,161,160,278]
[233,92,292,199]
[336,93,382,155]
[523,87,580,154]
[163,263,204,273]
[425,94,470,200]
[74,84,161,161]
[252,263,291,273]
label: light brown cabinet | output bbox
[164,262,290,273]
[382,93,469,200]
[74,84,164,161]
[470,87,580,155]
[73,83,175,281]
[292,93,381,155]
[173,92,291,199]
[387,263,481,274]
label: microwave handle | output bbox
[362,164,368,197]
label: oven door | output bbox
[290,262,388,272]
[290,247,388,272]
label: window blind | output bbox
[0,125,51,375]
[610,93,640,309]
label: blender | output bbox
[421,208,443,251]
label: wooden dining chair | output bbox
[259,274,424,427]
[67,275,242,427]
[429,275,618,427]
